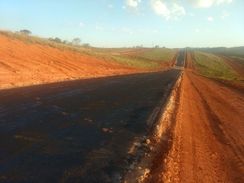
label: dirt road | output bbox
[0,69,181,183]
[151,71,244,183]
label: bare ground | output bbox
[0,34,144,89]
[151,71,244,183]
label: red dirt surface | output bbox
[156,71,244,183]
[0,34,141,89]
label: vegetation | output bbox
[0,30,91,54]
[111,55,159,69]
[0,30,176,70]
[193,51,239,80]
[194,47,244,59]
[97,48,176,69]
[48,37,62,43]
[19,29,32,35]
[138,48,176,62]
[72,38,81,45]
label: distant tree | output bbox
[54,37,62,43]
[136,45,143,48]
[63,40,69,44]
[83,43,90,48]
[72,38,81,45]
[19,29,32,35]
[155,45,159,48]
[49,37,62,43]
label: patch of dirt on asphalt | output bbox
[0,34,142,89]
[151,71,244,183]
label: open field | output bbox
[194,46,244,59]
[90,47,177,69]
[221,56,244,79]
[192,51,239,80]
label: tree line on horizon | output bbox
[17,29,91,48]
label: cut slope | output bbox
[0,34,139,89]
[0,32,177,89]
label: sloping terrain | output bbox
[192,51,239,80]
[0,32,177,89]
[96,47,177,69]
[0,33,139,89]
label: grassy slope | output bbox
[0,30,176,70]
[110,48,176,69]
[193,51,239,80]
[195,47,244,59]
[139,48,176,62]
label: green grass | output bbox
[108,48,177,69]
[193,51,239,80]
[138,48,176,62]
[194,47,244,58]
[111,55,159,69]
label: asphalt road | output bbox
[0,69,181,183]
[176,50,185,67]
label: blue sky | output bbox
[0,0,243,47]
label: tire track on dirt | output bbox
[187,72,244,182]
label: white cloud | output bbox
[207,16,214,21]
[171,3,186,18]
[151,0,170,19]
[221,10,230,19]
[125,0,141,8]
[189,0,232,8]
[151,0,185,20]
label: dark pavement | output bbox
[0,69,181,183]
[176,50,185,67]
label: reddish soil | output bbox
[221,56,244,78]
[0,34,141,89]
[151,71,244,183]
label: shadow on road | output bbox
[0,69,181,183]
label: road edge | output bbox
[123,70,183,183]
